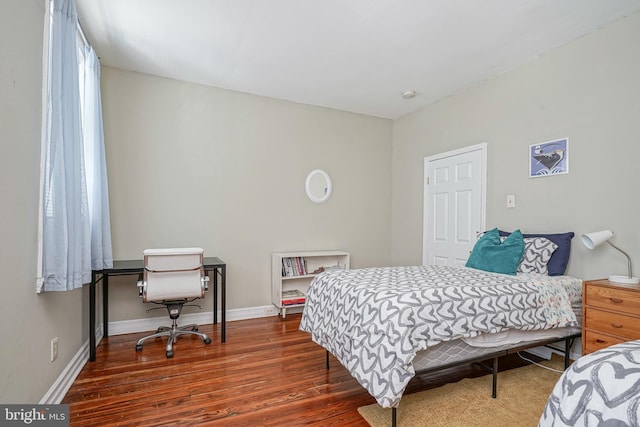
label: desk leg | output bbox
[103,273,109,338]
[212,268,218,325]
[221,265,226,343]
[89,271,96,362]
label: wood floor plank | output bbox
[62,313,533,426]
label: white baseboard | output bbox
[40,305,277,403]
[39,328,104,404]
[108,305,278,335]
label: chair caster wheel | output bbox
[204,338,212,345]
[136,344,143,352]
[166,351,173,358]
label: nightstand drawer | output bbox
[585,285,640,316]
[583,330,626,354]
[585,308,640,339]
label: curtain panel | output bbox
[81,45,113,272]
[37,0,112,292]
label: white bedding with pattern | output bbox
[539,340,640,427]
[299,265,581,408]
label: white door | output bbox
[423,143,486,266]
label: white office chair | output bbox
[135,248,212,358]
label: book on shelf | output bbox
[281,289,306,305]
[281,257,308,277]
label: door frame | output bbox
[422,143,487,265]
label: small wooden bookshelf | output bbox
[271,251,350,318]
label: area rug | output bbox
[358,355,564,427]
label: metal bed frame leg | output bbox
[564,337,574,370]
[545,336,576,370]
[492,357,498,398]
[474,357,500,398]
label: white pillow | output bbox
[518,237,558,274]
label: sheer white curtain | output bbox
[81,45,113,272]
[37,0,112,293]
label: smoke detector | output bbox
[401,90,416,99]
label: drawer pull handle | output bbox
[611,323,623,328]
[596,339,606,343]
[610,298,623,304]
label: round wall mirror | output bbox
[305,169,332,203]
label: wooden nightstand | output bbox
[582,279,640,355]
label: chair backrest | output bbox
[142,247,205,302]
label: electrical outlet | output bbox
[264,305,278,316]
[51,337,58,362]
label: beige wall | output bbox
[391,11,640,280]
[100,67,393,320]
[0,0,87,403]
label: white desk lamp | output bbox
[581,230,639,284]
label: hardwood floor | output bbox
[63,314,534,426]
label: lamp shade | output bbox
[581,229,639,284]
[581,230,614,249]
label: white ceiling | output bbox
[75,0,640,119]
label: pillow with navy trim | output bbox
[465,228,525,275]
[499,230,574,276]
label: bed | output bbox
[299,229,582,425]
[539,339,640,426]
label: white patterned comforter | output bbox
[299,265,581,408]
[539,340,640,427]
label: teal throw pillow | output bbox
[465,228,525,275]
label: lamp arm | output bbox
[606,240,634,279]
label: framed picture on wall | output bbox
[529,137,569,178]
